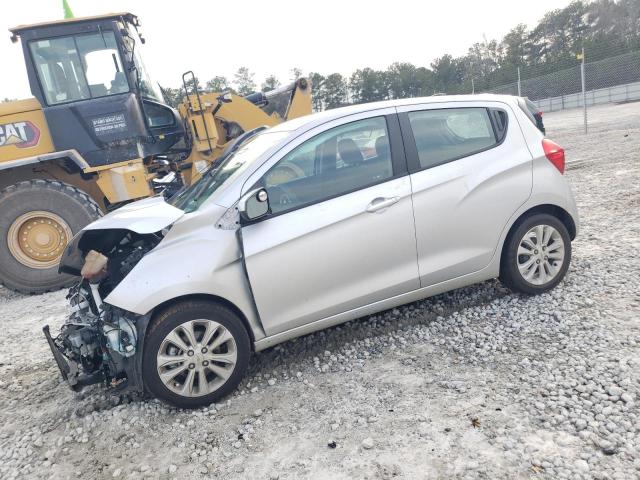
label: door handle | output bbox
[366,196,400,213]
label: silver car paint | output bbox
[93,94,577,353]
[104,202,266,341]
[242,175,419,336]
[81,196,184,234]
[395,101,533,287]
[252,159,578,352]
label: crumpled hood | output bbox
[58,196,184,276]
[83,196,184,233]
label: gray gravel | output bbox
[0,102,639,479]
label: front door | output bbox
[241,114,420,336]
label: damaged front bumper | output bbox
[43,283,151,394]
[43,324,93,391]
[48,199,177,395]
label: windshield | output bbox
[122,27,163,102]
[170,131,289,213]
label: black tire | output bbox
[0,180,102,294]
[143,300,251,409]
[500,213,572,295]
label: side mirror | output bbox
[239,188,269,222]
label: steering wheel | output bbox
[268,185,298,210]
[266,163,305,185]
[265,162,304,210]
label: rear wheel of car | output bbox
[143,300,250,408]
[500,213,571,295]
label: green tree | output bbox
[349,68,388,103]
[205,76,230,93]
[261,75,281,92]
[234,67,256,96]
[386,62,433,99]
[160,87,182,108]
[431,55,463,93]
[527,1,588,67]
[181,76,201,96]
[290,68,303,81]
[502,24,529,68]
[322,73,348,109]
[308,72,326,111]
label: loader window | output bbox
[121,29,163,103]
[29,31,129,105]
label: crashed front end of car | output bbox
[43,197,182,393]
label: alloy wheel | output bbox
[156,319,237,397]
[516,224,565,286]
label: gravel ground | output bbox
[0,102,639,480]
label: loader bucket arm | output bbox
[178,78,312,184]
[264,78,312,121]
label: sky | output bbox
[1,0,573,100]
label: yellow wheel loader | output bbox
[0,12,311,294]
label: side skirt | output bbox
[253,265,498,352]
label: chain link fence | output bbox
[485,50,640,132]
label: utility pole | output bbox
[580,47,587,134]
[471,78,475,94]
[517,67,522,97]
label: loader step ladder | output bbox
[182,70,214,153]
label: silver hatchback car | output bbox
[47,95,578,408]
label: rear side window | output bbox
[408,108,497,170]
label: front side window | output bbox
[262,116,393,215]
[408,108,497,170]
[30,31,128,105]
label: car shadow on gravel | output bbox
[246,278,513,382]
[69,278,514,415]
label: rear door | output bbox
[240,111,420,336]
[397,101,533,287]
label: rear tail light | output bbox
[542,139,565,174]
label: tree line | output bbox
[161,0,639,110]
[3,0,637,107]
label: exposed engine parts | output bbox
[44,230,158,393]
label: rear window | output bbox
[407,108,498,170]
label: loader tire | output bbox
[0,180,102,294]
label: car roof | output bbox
[270,94,519,135]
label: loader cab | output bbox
[10,13,183,167]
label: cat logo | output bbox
[0,121,40,149]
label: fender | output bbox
[0,149,90,172]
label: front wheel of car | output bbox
[500,213,572,295]
[143,300,250,408]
